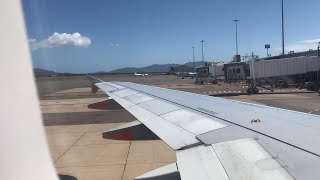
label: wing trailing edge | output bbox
[135,163,181,180]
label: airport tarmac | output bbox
[36,74,246,96]
[38,75,320,180]
[43,87,176,180]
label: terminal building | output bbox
[195,49,320,84]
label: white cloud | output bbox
[29,32,91,50]
[109,42,120,48]
[285,38,320,52]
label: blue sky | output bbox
[22,0,320,73]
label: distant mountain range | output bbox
[33,61,211,76]
[33,68,81,77]
[33,68,58,77]
[109,64,179,73]
[109,61,210,73]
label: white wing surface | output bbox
[87,75,320,180]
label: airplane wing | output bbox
[87,75,320,180]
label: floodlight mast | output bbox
[201,40,205,65]
[192,46,195,69]
[233,19,240,55]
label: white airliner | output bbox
[2,0,320,180]
[134,72,149,76]
[176,72,197,79]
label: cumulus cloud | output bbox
[285,38,320,52]
[29,32,91,50]
[109,42,120,48]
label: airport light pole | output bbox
[192,46,195,69]
[233,19,240,55]
[281,0,285,56]
[201,40,205,65]
[317,42,320,92]
[251,52,257,88]
[265,44,270,57]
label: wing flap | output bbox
[177,145,229,180]
[198,125,320,180]
[212,138,294,180]
[176,139,294,180]
[135,163,180,180]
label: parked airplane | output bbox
[170,67,197,79]
[176,72,197,79]
[2,0,320,180]
[134,72,149,76]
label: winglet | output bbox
[85,75,103,94]
[91,84,99,93]
[86,74,103,84]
